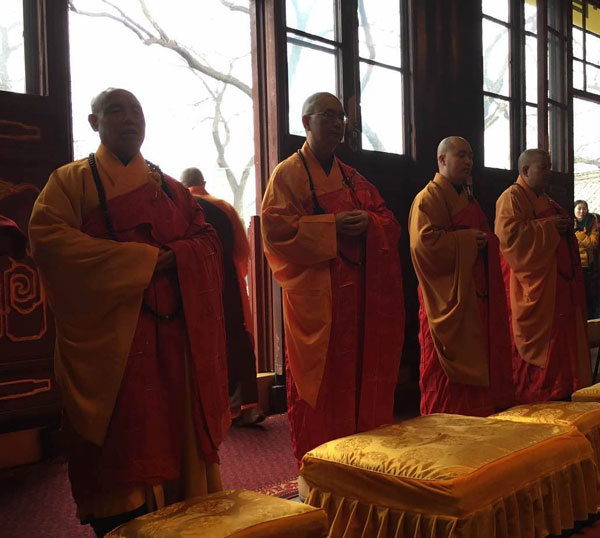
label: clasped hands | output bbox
[335,210,369,236]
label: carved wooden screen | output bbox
[0,0,71,432]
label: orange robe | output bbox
[409,173,513,416]
[29,145,228,520]
[189,185,258,409]
[262,142,405,464]
[495,176,591,403]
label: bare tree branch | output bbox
[220,0,250,14]
[68,1,148,40]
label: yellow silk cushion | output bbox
[301,414,598,538]
[573,383,600,402]
[491,401,600,470]
[106,489,329,538]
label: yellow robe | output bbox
[408,173,488,386]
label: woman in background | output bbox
[575,200,599,319]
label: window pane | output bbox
[573,27,584,58]
[482,19,510,97]
[587,31,600,65]
[526,105,538,148]
[574,98,600,183]
[358,0,401,67]
[548,32,565,103]
[587,63,600,94]
[0,0,25,93]
[526,35,538,103]
[483,0,509,22]
[286,0,335,41]
[525,0,537,34]
[483,95,511,169]
[287,39,337,136]
[574,59,585,90]
[573,0,583,29]
[547,0,563,33]
[360,63,402,153]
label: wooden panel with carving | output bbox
[0,1,71,433]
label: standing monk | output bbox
[495,149,591,403]
[261,92,405,475]
[409,136,513,416]
[181,167,264,426]
[29,89,229,537]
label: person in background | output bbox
[181,167,264,426]
[574,200,599,319]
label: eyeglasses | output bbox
[310,110,348,124]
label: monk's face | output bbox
[523,153,551,194]
[439,139,473,184]
[302,94,346,157]
[88,90,146,163]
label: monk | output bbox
[181,167,264,426]
[495,149,591,403]
[0,215,26,258]
[409,136,513,416]
[29,89,229,537]
[261,92,405,486]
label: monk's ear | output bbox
[438,153,446,167]
[301,114,311,131]
[88,113,99,132]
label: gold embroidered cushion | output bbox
[106,489,328,538]
[301,414,595,517]
[491,401,600,469]
[573,383,600,402]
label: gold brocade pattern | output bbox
[573,383,600,402]
[491,401,600,469]
[106,489,328,538]
[301,414,599,538]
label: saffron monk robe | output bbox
[409,136,514,417]
[495,149,591,404]
[29,88,229,538]
[181,167,264,426]
[261,92,405,471]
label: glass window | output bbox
[574,98,600,178]
[526,105,538,148]
[287,37,338,136]
[483,95,511,169]
[524,0,537,33]
[587,31,600,65]
[358,0,401,67]
[526,35,538,103]
[573,27,584,58]
[286,0,335,39]
[588,63,600,94]
[360,63,402,153]
[574,59,585,90]
[0,1,26,93]
[548,33,566,103]
[482,19,510,97]
[482,0,509,22]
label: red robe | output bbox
[410,174,513,417]
[262,143,405,465]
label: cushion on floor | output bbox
[301,414,598,538]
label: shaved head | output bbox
[437,136,469,158]
[302,92,341,116]
[90,87,126,114]
[180,167,205,188]
[518,149,549,175]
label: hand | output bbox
[554,217,570,235]
[154,248,176,272]
[475,231,488,249]
[335,210,368,236]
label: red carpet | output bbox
[0,413,297,538]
